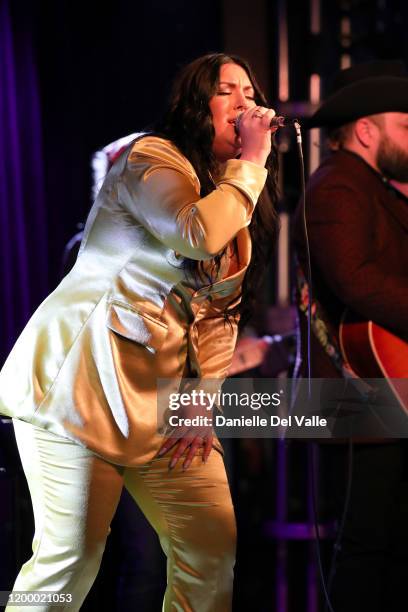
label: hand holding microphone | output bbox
[234,112,288,133]
[236,106,279,168]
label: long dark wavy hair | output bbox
[154,53,280,327]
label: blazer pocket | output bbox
[106,301,168,353]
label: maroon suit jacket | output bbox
[294,149,408,377]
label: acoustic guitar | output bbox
[339,311,408,413]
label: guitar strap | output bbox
[296,263,376,397]
[296,263,344,373]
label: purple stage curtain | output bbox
[0,1,48,365]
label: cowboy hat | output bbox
[308,60,408,128]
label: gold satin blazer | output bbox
[0,136,267,466]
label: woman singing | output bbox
[0,53,279,611]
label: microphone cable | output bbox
[324,437,354,611]
[292,119,352,612]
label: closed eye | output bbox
[217,92,255,101]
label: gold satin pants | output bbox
[9,419,236,612]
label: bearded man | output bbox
[295,60,408,611]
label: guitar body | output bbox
[339,311,408,413]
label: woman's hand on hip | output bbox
[157,400,213,470]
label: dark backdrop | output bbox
[28,0,223,286]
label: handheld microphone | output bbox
[234,113,290,134]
